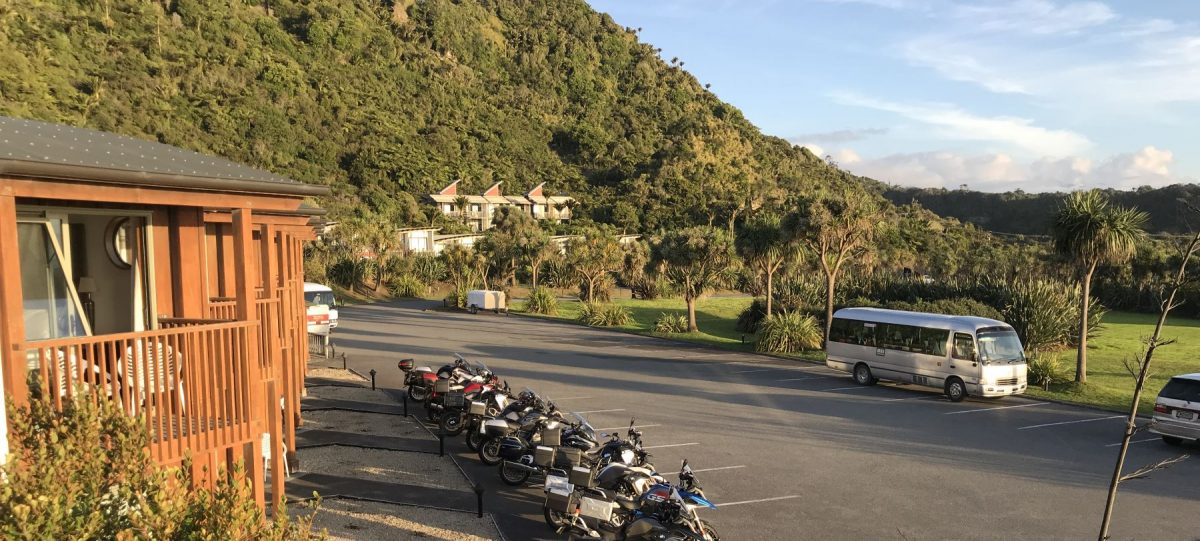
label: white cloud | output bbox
[831,92,1092,156]
[788,127,888,144]
[903,39,1030,94]
[952,0,1116,36]
[838,145,1183,192]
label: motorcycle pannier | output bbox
[556,447,583,468]
[433,379,451,394]
[468,401,487,416]
[444,391,465,407]
[569,466,595,488]
[535,446,556,467]
[541,426,562,447]
[579,496,613,522]
[544,491,576,514]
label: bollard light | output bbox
[438,433,445,457]
[741,334,746,344]
[369,369,377,390]
[341,352,347,370]
[474,483,485,518]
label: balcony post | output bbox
[0,194,27,406]
[232,208,265,508]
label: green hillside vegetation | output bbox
[883,184,1200,236]
[0,0,1038,277]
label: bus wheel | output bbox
[853,363,877,386]
[945,378,967,402]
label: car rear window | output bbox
[1159,378,1200,402]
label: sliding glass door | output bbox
[17,220,90,341]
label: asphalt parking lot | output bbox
[332,300,1200,540]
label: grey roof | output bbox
[0,116,329,197]
[834,307,1011,332]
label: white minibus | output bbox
[825,307,1027,402]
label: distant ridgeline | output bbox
[883,184,1200,236]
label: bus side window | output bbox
[952,333,976,361]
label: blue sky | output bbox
[587,0,1199,192]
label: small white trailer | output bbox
[467,290,507,314]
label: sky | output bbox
[586,0,1200,192]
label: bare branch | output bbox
[1133,420,1158,435]
[1120,454,1190,482]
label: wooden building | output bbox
[0,116,329,511]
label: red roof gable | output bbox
[527,182,545,198]
[438,180,460,196]
[483,182,503,196]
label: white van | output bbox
[1151,374,1200,445]
[304,282,339,331]
[825,307,1027,402]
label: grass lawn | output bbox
[521,295,1198,413]
[519,295,825,362]
[1026,310,1200,413]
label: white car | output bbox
[1151,373,1200,445]
[304,282,339,331]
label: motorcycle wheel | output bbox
[408,385,430,402]
[543,506,572,530]
[439,412,465,436]
[478,438,503,466]
[499,461,532,486]
[699,520,720,541]
[466,430,485,452]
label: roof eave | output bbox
[0,160,332,198]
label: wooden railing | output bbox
[23,321,258,467]
[207,298,238,320]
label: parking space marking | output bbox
[576,408,626,414]
[596,424,661,431]
[883,395,942,402]
[1104,437,1159,448]
[662,465,747,475]
[944,402,1048,415]
[733,369,778,374]
[643,442,701,450]
[553,396,594,400]
[779,376,830,382]
[1018,415,1125,430]
[717,495,800,507]
[823,386,876,392]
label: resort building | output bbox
[0,116,328,512]
[427,180,574,231]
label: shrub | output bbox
[884,297,1003,320]
[0,395,322,539]
[1003,279,1105,352]
[578,302,632,327]
[446,285,469,308]
[1027,353,1070,388]
[652,313,688,334]
[410,253,447,283]
[755,312,823,353]
[525,286,558,315]
[578,273,614,303]
[735,298,767,333]
[388,274,427,298]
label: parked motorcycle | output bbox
[498,412,600,486]
[478,391,563,465]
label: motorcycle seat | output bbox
[415,366,433,372]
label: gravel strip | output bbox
[302,410,429,439]
[298,498,501,541]
[298,446,471,490]
[306,385,390,404]
[308,367,368,384]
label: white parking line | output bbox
[1018,415,1125,430]
[575,408,626,414]
[823,386,875,392]
[883,395,942,402]
[733,369,776,374]
[662,465,747,475]
[944,402,1048,415]
[596,424,661,431]
[643,442,701,450]
[717,495,800,507]
[779,376,828,382]
[1104,437,1159,448]
[552,396,593,401]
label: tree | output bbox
[564,229,623,302]
[454,195,471,227]
[785,188,882,340]
[485,206,552,287]
[440,244,483,306]
[1052,190,1147,384]
[652,226,738,332]
[736,212,794,317]
[1097,218,1198,540]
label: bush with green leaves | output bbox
[525,286,558,315]
[735,298,767,333]
[1027,353,1070,388]
[0,395,322,540]
[884,297,1003,320]
[652,313,688,334]
[388,274,428,298]
[578,302,632,327]
[755,312,823,353]
[410,254,448,283]
[1003,279,1105,352]
[446,285,469,309]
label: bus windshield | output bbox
[977,330,1024,363]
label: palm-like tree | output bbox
[1052,190,1148,384]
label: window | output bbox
[305,291,336,307]
[471,204,481,213]
[952,333,976,361]
[1160,378,1200,402]
[977,329,1024,363]
[829,318,875,347]
[18,221,90,340]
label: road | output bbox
[332,300,1200,540]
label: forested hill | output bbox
[883,184,1200,236]
[0,0,860,231]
